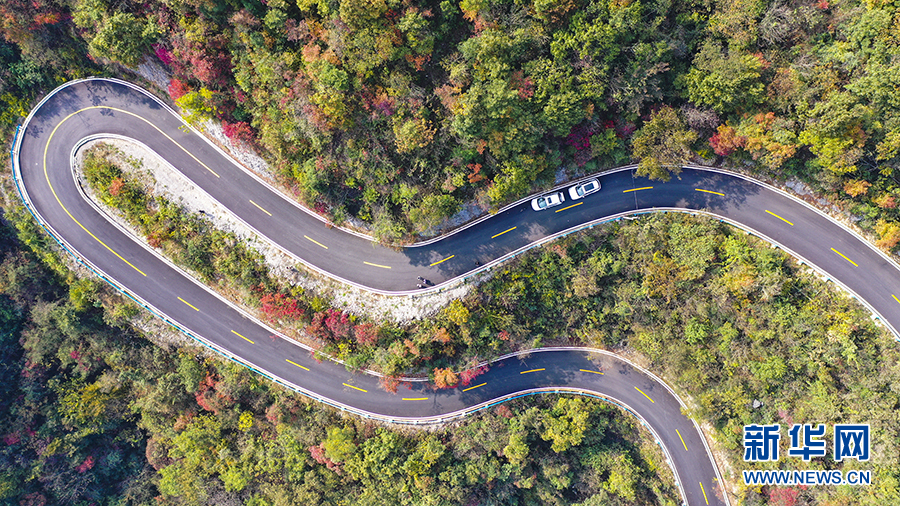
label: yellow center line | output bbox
[893,294,900,305]
[231,329,254,344]
[462,382,486,392]
[695,188,724,196]
[555,202,584,213]
[765,209,794,226]
[363,261,391,269]
[79,106,220,176]
[343,383,368,393]
[579,369,604,375]
[676,429,688,451]
[520,368,545,374]
[623,187,653,193]
[831,248,858,267]
[177,297,199,311]
[249,200,272,216]
[634,386,655,403]
[430,255,455,266]
[402,397,429,401]
[304,235,328,249]
[491,226,517,239]
[42,103,243,278]
[286,359,309,371]
[43,108,147,277]
[699,482,709,505]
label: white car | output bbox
[568,178,601,200]
[531,191,565,211]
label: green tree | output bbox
[176,88,218,124]
[402,435,445,478]
[707,0,767,48]
[393,113,436,154]
[407,194,459,233]
[452,28,542,159]
[338,0,391,30]
[540,397,590,452]
[602,453,639,502]
[72,0,107,31]
[503,425,529,467]
[344,429,404,480]
[542,90,585,136]
[177,352,204,392]
[847,61,900,113]
[632,106,697,181]
[68,278,97,311]
[323,426,357,463]
[679,41,764,115]
[609,41,672,118]
[58,380,113,427]
[444,299,470,326]
[159,415,227,502]
[398,8,433,55]
[487,154,548,204]
[88,12,159,66]
[798,91,872,175]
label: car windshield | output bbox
[537,197,547,208]
[576,186,585,196]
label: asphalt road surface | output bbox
[18,78,900,506]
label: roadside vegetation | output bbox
[4,0,900,504]
[7,181,900,503]
[80,143,408,373]
[417,212,900,505]
[0,213,676,505]
[78,143,900,504]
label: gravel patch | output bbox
[135,57,170,92]
[785,179,841,213]
[418,198,491,238]
[197,118,277,181]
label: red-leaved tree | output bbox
[709,124,746,156]
[308,443,342,474]
[379,375,401,393]
[222,120,257,148]
[307,312,331,341]
[324,309,352,340]
[167,78,190,100]
[259,292,305,320]
[768,487,801,506]
[354,322,379,346]
[459,364,489,386]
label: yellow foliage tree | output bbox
[432,367,459,389]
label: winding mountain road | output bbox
[15,78,900,505]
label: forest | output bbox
[2,0,900,244]
[7,167,900,504]
[2,0,900,504]
[0,211,678,504]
